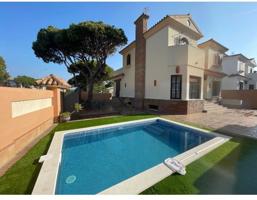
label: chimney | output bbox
[134,13,149,110]
[134,13,149,38]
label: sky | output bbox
[1,2,257,81]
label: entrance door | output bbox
[212,81,221,96]
[115,79,121,97]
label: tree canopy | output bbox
[33,21,127,106]
[67,62,113,90]
[0,56,10,85]
[14,75,36,88]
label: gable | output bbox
[144,15,203,40]
[121,14,204,54]
[246,58,256,67]
[170,15,203,36]
[198,39,228,53]
[119,41,136,55]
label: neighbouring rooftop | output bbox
[36,74,71,89]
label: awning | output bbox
[204,69,227,78]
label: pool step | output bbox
[144,124,167,135]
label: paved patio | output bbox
[162,109,257,139]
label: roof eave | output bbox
[119,41,136,55]
[198,39,228,52]
[144,16,203,40]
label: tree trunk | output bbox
[86,80,94,108]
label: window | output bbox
[170,75,182,99]
[249,84,254,90]
[175,37,189,46]
[239,62,244,72]
[189,76,201,99]
[239,82,244,90]
[126,54,131,65]
[215,54,222,65]
[115,79,120,97]
[154,80,157,86]
[148,105,159,111]
[180,37,189,45]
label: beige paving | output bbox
[162,109,257,139]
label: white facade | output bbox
[247,73,257,89]
[222,57,238,75]
[221,76,243,90]
[197,39,228,99]
[221,55,256,90]
[144,26,204,101]
[120,18,205,101]
[145,26,171,100]
[119,48,135,98]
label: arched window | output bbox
[180,37,189,45]
[126,54,131,65]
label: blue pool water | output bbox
[56,119,214,194]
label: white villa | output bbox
[198,39,228,100]
[221,54,257,90]
[111,13,255,114]
[247,72,257,90]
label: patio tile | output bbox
[162,108,257,139]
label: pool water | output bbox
[56,119,214,194]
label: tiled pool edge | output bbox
[32,117,230,195]
[32,117,159,194]
[32,131,64,195]
[99,136,228,194]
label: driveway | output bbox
[162,109,257,139]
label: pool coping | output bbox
[32,117,230,195]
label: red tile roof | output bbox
[36,74,71,89]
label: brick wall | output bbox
[144,99,204,114]
[187,100,204,114]
[221,90,257,109]
[119,96,204,114]
[134,14,149,109]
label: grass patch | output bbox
[2,114,257,194]
[142,136,257,194]
[0,114,156,194]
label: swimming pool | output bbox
[32,118,229,195]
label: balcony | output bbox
[168,45,205,68]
